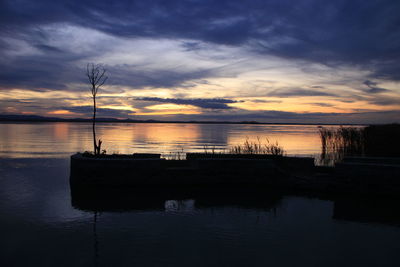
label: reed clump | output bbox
[319,126,364,161]
[319,124,400,164]
[203,145,219,154]
[229,137,285,156]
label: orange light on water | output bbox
[53,123,70,140]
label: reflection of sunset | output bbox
[228,134,320,155]
[53,123,70,140]
[0,123,334,158]
[227,125,327,155]
[138,124,200,142]
[98,123,201,154]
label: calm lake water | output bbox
[0,122,332,158]
[1,123,400,266]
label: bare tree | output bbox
[86,63,108,155]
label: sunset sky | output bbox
[1,0,399,123]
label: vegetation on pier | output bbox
[228,137,285,156]
[319,124,400,164]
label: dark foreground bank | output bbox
[70,152,400,197]
[2,157,400,267]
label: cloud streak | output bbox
[267,89,336,98]
[136,97,239,109]
[363,80,390,94]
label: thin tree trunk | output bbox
[93,93,97,154]
[87,63,107,155]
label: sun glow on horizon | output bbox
[48,110,78,115]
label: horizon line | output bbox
[0,114,374,126]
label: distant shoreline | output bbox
[0,115,365,126]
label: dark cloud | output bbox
[308,103,335,107]
[267,89,336,98]
[367,96,400,106]
[136,97,239,109]
[0,55,213,91]
[0,44,86,91]
[34,44,64,53]
[0,59,75,91]
[335,99,356,103]
[1,0,399,85]
[370,60,400,80]
[248,99,282,103]
[62,106,133,118]
[108,65,213,89]
[181,41,204,52]
[0,98,70,111]
[363,80,389,94]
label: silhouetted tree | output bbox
[86,63,107,155]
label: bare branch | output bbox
[86,63,107,96]
[96,76,108,89]
[86,63,108,155]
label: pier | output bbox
[70,153,400,197]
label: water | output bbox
[0,122,327,158]
[1,123,400,266]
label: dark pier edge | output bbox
[70,153,400,229]
[70,153,400,198]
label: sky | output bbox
[0,0,399,124]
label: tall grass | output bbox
[229,137,285,156]
[203,145,219,154]
[319,126,365,164]
[319,124,400,164]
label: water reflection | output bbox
[2,158,400,267]
[333,198,400,227]
[71,185,400,228]
[165,199,195,212]
[70,186,283,213]
[0,122,345,158]
[53,123,70,141]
